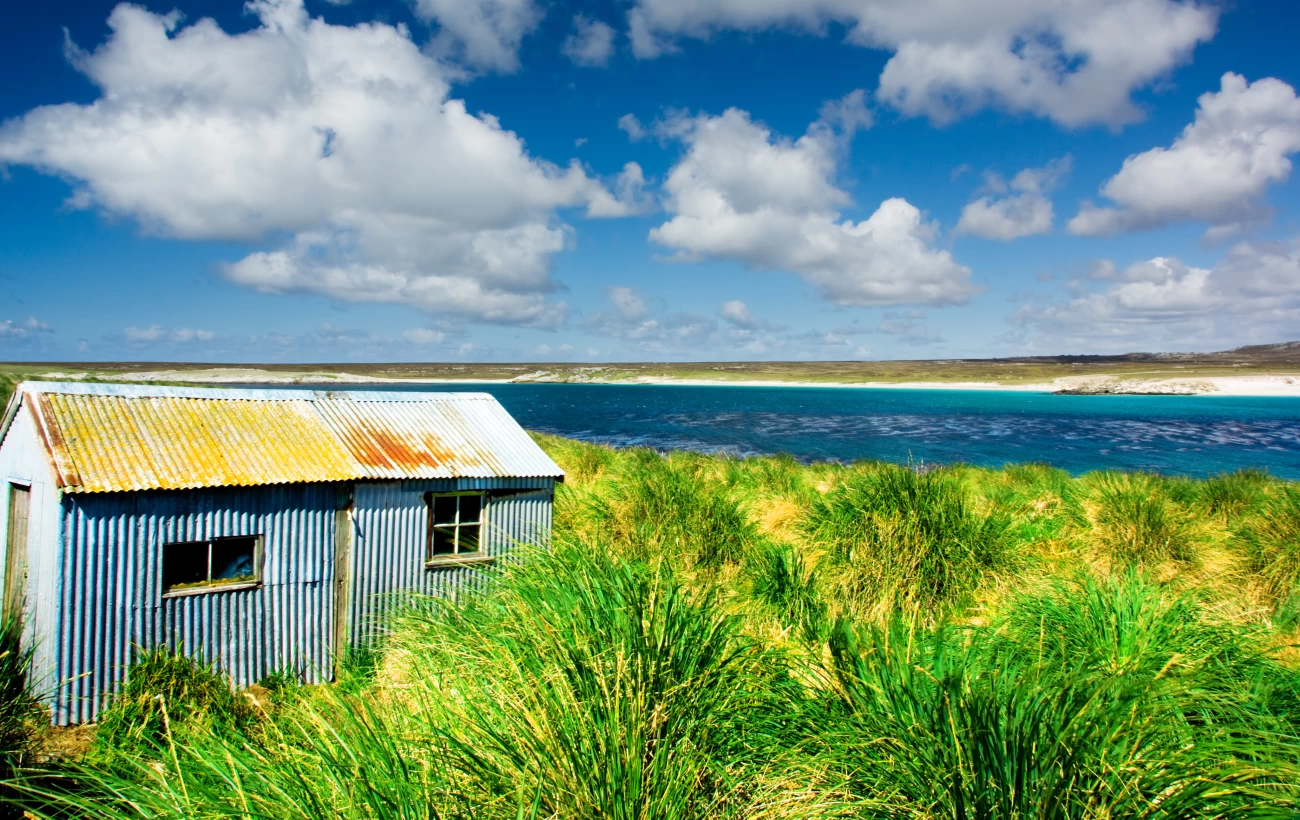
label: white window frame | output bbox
[425,491,489,567]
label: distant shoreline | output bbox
[28,368,1300,397]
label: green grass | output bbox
[85,646,258,773]
[822,606,1297,816]
[580,450,761,570]
[1237,486,1300,604]
[6,437,1300,818]
[746,540,827,643]
[1201,468,1271,521]
[1082,472,1197,567]
[802,463,1015,621]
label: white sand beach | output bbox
[40,368,1300,397]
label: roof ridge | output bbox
[16,381,497,403]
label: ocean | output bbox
[288,382,1300,479]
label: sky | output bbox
[1,0,1299,364]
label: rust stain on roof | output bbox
[340,423,478,473]
[9,383,562,493]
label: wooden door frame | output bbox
[4,482,30,621]
[332,489,354,678]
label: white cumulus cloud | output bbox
[402,328,447,345]
[121,325,215,344]
[1012,237,1300,350]
[718,300,783,331]
[414,0,543,74]
[586,288,720,353]
[606,286,649,320]
[0,317,53,341]
[649,106,978,307]
[627,0,1217,128]
[1069,73,1300,238]
[563,14,616,67]
[957,156,1071,240]
[618,113,649,142]
[0,1,637,329]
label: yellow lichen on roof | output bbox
[7,382,564,493]
[37,394,359,493]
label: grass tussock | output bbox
[87,646,257,772]
[1237,486,1300,604]
[803,463,1014,621]
[746,541,827,643]
[1202,468,1271,521]
[580,450,761,570]
[7,435,1300,818]
[1082,472,1197,567]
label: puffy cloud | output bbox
[1089,260,1119,280]
[606,286,649,320]
[563,14,616,67]
[121,325,215,344]
[1069,74,1300,238]
[414,0,543,74]
[534,343,575,358]
[817,88,873,136]
[789,330,873,359]
[586,288,718,352]
[0,1,633,328]
[586,163,653,217]
[879,313,942,345]
[242,324,462,358]
[1012,237,1300,350]
[719,300,757,328]
[627,0,1216,127]
[618,113,649,141]
[957,156,1071,240]
[315,324,392,346]
[718,300,783,331]
[402,328,447,345]
[650,106,978,307]
[0,317,53,341]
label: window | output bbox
[426,492,485,562]
[163,536,261,595]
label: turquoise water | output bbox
[310,383,1300,479]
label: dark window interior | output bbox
[432,495,458,526]
[460,494,482,524]
[163,536,259,594]
[211,537,258,582]
[162,540,207,591]
[432,527,456,555]
[427,493,486,560]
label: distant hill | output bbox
[924,341,1300,367]
[4,342,1300,394]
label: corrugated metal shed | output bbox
[0,382,563,493]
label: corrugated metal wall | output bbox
[52,478,553,725]
[57,484,341,725]
[348,479,553,646]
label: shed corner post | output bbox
[332,484,355,680]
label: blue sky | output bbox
[1,0,1299,363]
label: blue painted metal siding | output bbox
[57,484,341,725]
[52,478,553,725]
[347,479,554,646]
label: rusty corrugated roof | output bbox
[2,382,563,493]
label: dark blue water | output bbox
[287,383,1300,479]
